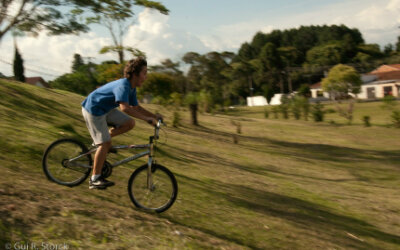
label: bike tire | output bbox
[42,138,92,187]
[128,164,178,213]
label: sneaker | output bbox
[89,176,115,189]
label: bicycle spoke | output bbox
[43,139,91,186]
[128,164,177,212]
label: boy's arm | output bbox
[133,105,158,119]
[119,102,159,125]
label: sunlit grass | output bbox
[0,79,399,249]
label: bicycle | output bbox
[42,120,178,213]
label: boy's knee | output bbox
[127,119,135,130]
[100,140,112,149]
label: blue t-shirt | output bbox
[82,78,138,116]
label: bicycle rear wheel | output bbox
[42,138,92,186]
[128,164,178,213]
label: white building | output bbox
[311,64,400,100]
[246,96,268,106]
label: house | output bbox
[310,82,329,99]
[357,64,400,99]
[247,96,268,106]
[25,77,50,88]
[311,64,400,100]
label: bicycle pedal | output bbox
[108,148,118,154]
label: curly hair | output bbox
[124,57,147,79]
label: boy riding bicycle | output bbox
[81,57,162,190]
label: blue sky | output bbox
[0,0,399,80]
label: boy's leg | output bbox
[107,109,135,138]
[92,141,112,176]
[82,107,114,188]
[109,119,135,137]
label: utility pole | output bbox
[286,68,293,93]
[248,76,254,106]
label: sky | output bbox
[0,0,399,80]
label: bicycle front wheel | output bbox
[42,138,92,186]
[128,164,178,213]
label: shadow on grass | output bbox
[169,174,400,249]
[179,124,400,168]
[1,83,84,124]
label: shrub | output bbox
[170,92,183,107]
[151,96,168,105]
[172,111,181,127]
[231,120,242,134]
[336,101,354,125]
[290,96,303,120]
[391,110,400,128]
[312,102,325,122]
[232,134,238,144]
[264,109,269,118]
[298,96,310,121]
[280,95,290,119]
[297,84,311,98]
[381,95,397,110]
[362,116,371,127]
[272,106,279,118]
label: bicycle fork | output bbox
[147,137,155,190]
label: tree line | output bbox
[51,24,400,105]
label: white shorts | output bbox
[82,107,132,145]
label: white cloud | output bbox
[123,8,209,65]
[290,0,400,45]
[1,1,399,80]
[200,0,400,52]
[0,32,113,80]
[199,21,274,51]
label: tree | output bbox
[321,64,361,99]
[96,62,125,84]
[13,47,25,82]
[259,42,284,93]
[396,36,400,52]
[92,0,169,63]
[72,54,85,72]
[50,71,97,95]
[357,44,384,59]
[384,44,394,56]
[0,0,94,41]
[150,59,186,94]
[321,64,361,124]
[185,92,199,125]
[306,43,344,66]
[139,72,175,99]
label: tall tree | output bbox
[259,42,284,93]
[0,0,94,41]
[13,46,25,82]
[396,36,400,52]
[72,54,85,72]
[92,0,169,63]
[150,59,186,93]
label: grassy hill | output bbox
[0,79,399,249]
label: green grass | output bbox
[0,79,399,249]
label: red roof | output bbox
[369,71,400,81]
[370,64,400,74]
[310,82,321,89]
[25,77,50,88]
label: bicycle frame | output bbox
[67,120,162,189]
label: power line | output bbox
[0,58,60,78]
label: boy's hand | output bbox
[147,117,158,126]
[155,113,163,122]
